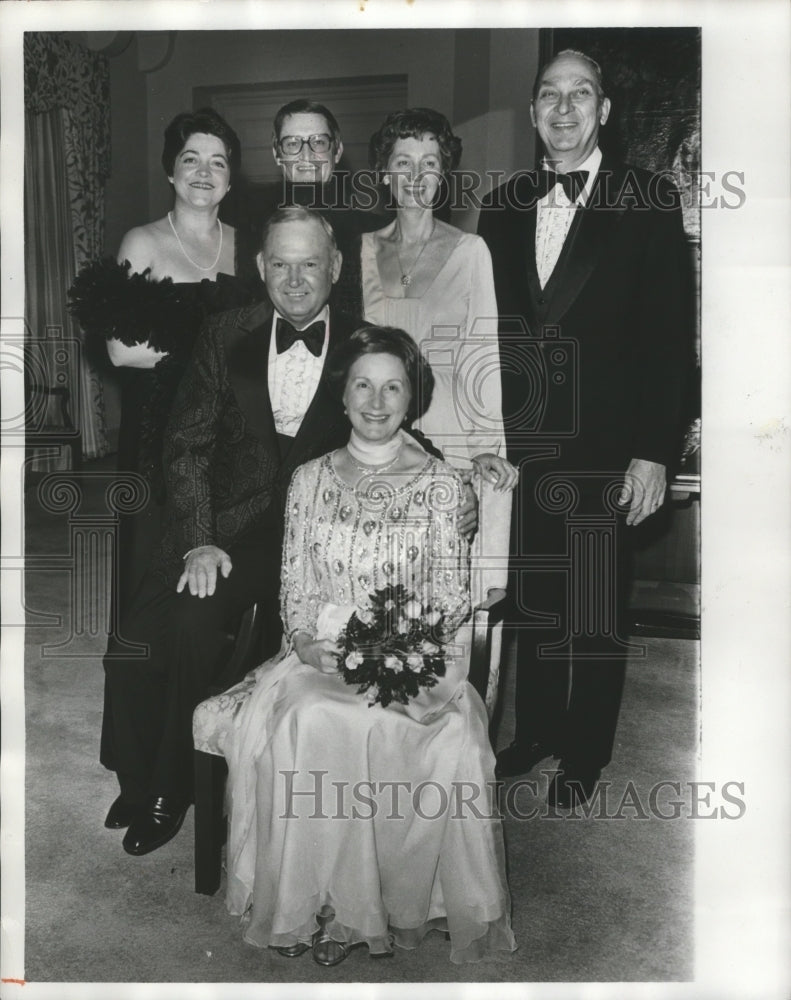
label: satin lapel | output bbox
[286,310,353,468]
[542,157,628,326]
[512,173,541,333]
[226,301,278,449]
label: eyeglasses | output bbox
[278,134,333,156]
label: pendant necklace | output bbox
[396,221,435,287]
[168,211,222,272]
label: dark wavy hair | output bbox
[326,325,434,424]
[272,99,342,147]
[161,107,241,179]
[368,108,462,175]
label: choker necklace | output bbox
[347,429,404,474]
[396,221,435,287]
[168,211,222,272]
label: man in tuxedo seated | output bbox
[477,49,691,806]
[102,207,472,856]
[237,98,387,318]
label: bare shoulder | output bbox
[117,218,169,273]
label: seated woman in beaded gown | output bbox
[194,325,517,967]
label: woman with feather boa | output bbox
[69,108,259,617]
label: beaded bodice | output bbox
[281,453,471,638]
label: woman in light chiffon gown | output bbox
[362,108,516,709]
[196,326,516,966]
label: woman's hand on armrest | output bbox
[293,632,341,674]
[107,337,169,369]
[472,453,519,492]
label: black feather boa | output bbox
[68,258,259,499]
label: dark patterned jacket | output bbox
[155,300,358,585]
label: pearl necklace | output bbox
[168,211,222,272]
[346,429,404,474]
[395,221,435,287]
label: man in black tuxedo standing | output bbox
[477,49,690,806]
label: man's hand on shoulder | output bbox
[177,545,233,598]
[619,458,667,526]
[457,469,479,539]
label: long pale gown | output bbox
[361,222,512,705]
[195,450,516,964]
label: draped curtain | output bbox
[24,32,112,467]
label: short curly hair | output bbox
[161,107,241,179]
[368,108,462,176]
[326,325,434,424]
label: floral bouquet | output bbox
[338,584,447,708]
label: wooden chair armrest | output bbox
[473,589,509,624]
[469,591,510,700]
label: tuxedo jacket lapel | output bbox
[531,156,629,327]
[226,300,279,451]
[226,303,354,474]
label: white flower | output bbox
[406,653,424,673]
[384,599,396,611]
[421,640,439,655]
[404,600,422,620]
[345,651,364,669]
[366,685,379,703]
[384,654,404,673]
[425,609,441,626]
[357,607,374,625]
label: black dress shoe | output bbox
[104,796,141,830]
[547,763,602,809]
[495,740,553,778]
[122,796,189,856]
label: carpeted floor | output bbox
[19,465,698,986]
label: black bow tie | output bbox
[537,169,588,202]
[275,317,325,358]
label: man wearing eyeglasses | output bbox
[272,101,344,186]
[239,99,386,319]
